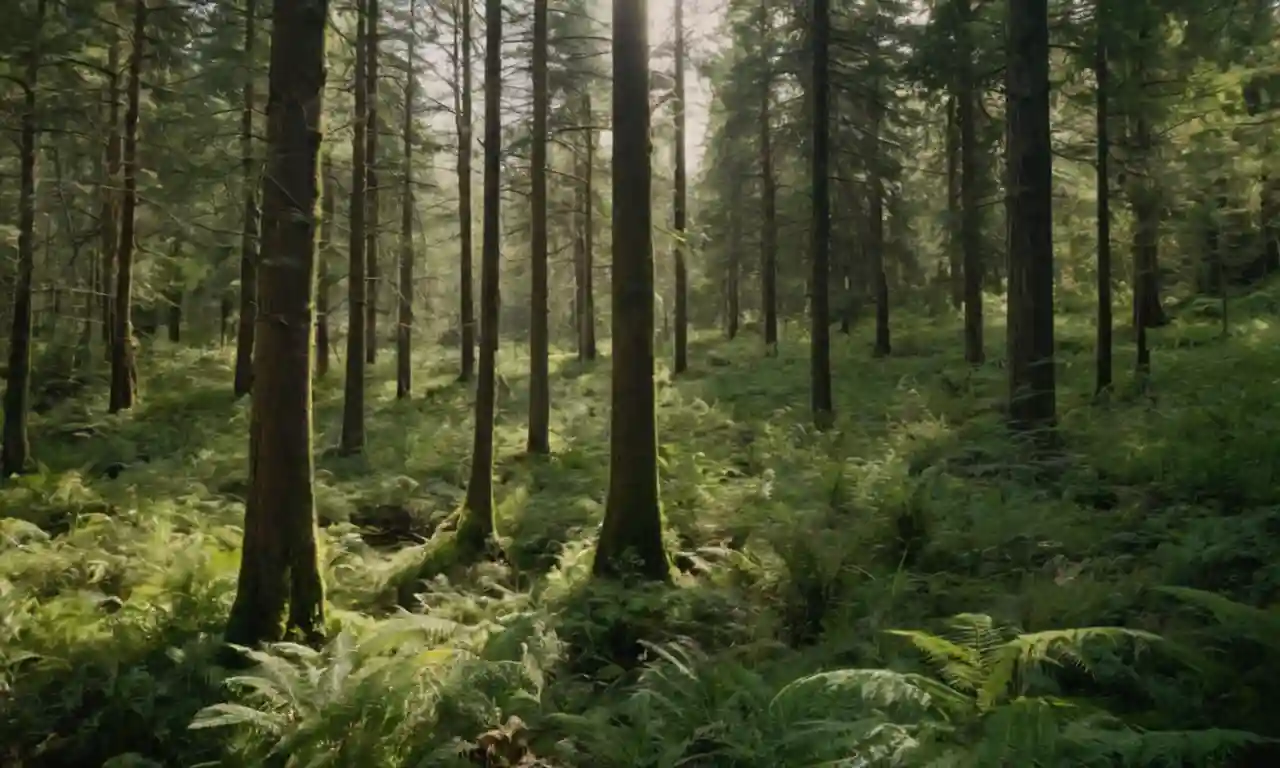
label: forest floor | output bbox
[3,290,1280,767]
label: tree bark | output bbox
[109,0,145,414]
[100,9,121,358]
[340,0,369,454]
[316,153,334,377]
[365,0,380,364]
[1094,1,1112,395]
[727,180,741,340]
[758,9,778,354]
[456,0,475,380]
[592,0,669,582]
[457,0,503,553]
[396,0,416,399]
[672,0,688,375]
[226,0,329,647]
[810,0,833,424]
[527,0,550,452]
[1005,0,1056,432]
[581,111,597,359]
[2,0,45,477]
[233,0,260,398]
[869,80,890,358]
[958,0,983,363]
[945,94,963,309]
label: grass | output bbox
[3,288,1280,766]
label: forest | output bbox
[1,0,1279,764]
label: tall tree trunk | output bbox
[581,113,597,359]
[810,0,833,424]
[527,0,550,452]
[869,82,890,358]
[396,0,416,398]
[1094,1,1112,395]
[727,181,741,340]
[1130,18,1166,331]
[672,0,688,375]
[340,0,368,454]
[593,0,669,582]
[1005,0,1056,432]
[365,0,380,364]
[316,153,334,377]
[456,0,475,380]
[234,0,260,398]
[572,132,588,358]
[109,0,145,414]
[759,12,778,354]
[457,0,503,554]
[101,11,121,358]
[2,0,45,477]
[945,94,963,309]
[958,0,982,363]
[225,0,329,647]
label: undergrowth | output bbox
[3,297,1280,766]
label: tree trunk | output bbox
[167,291,181,342]
[340,0,368,455]
[110,0,145,415]
[810,0,833,424]
[727,181,741,340]
[396,0,416,399]
[527,0,550,451]
[572,133,587,358]
[316,153,334,377]
[869,82,890,358]
[225,0,329,647]
[2,0,45,477]
[958,0,983,363]
[233,0,260,399]
[945,94,963,309]
[1094,1,1112,395]
[1130,19,1166,331]
[456,0,475,381]
[672,0,688,375]
[1005,0,1056,432]
[457,0,503,554]
[365,0,380,365]
[582,113,597,360]
[100,12,121,359]
[593,0,669,583]
[759,12,778,354]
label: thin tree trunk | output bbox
[225,0,329,647]
[759,13,778,354]
[593,0,669,582]
[316,153,334,377]
[810,0,833,424]
[583,115,597,359]
[1094,1,1112,395]
[727,182,741,340]
[457,0,502,554]
[945,94,963,309]
[365,0,380,364]
[109,0,145,414]
[456,0,475,380]
[396,0,416,399]
[869,82,890,358]
[341,0,369,454]
[2,0,45,476]
[672,0,688,375]
[527,0,550,452]
[573,116,588,358]
[233,0,260,398]
[959,0,982,363]
[1005,0,1056,432]
[101,8,121,358]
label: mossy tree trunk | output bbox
[233,0,260,399]
[527,0,550,453]
[457,0,503,554]
[1005,0,1056,432]
[340,0,368,455]
[226,0,330,648]
[2,0,45,477]
[592,0,669,583]
[316,153,334,378]
[109,0,145,415]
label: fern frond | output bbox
[981,627,1160,711]
[885,628,983,695]
[1158,586,1280,648]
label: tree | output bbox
[758,3,778,354]
[1005,0,1055,432]
[225,0,329,647]
[109,0,145,414]
[1,0,46,477]
[527,0,550,453]
[341,0,369,455]
[365,0,380,365]
[958,0,983,364]
[576,91,597,361]
[592,0,669,582]
[396,0,416,399]
[1094,0,1112,395]
[672,0,688,375]
[455,0,475,381]
[456,0,502,554]
[809,0,833,425]
[233,0,260,399]
[316,153,335,378]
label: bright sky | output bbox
[646,0,725,175]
